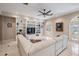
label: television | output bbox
[27,27,35,34]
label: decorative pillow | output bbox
[30,39,41,43]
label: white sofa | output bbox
[17,34,68,56]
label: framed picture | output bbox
[56,22,63,32]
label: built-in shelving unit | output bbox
[16,17,44,39]
[26,19,44,39]
[27,21,43,35]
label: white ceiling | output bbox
[0,3,79,20]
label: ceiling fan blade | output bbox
[38,10,44,14]
[46,10,51,14]
[37,14,43,16]
[46,13,53,16]
[50,13,53,15]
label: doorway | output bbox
[69,16,79,55]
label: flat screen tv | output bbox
[27,27,35,34]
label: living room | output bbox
[0,3,79,56]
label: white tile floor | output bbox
[0,40,79,56]
[59,41,79,56]
[0,41,20,56]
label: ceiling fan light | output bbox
[38,8,53,18]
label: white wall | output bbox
[44,20,53,37]
[46,11,79,40]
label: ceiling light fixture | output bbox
[38,8,53,18]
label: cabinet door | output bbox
[56,40,63,55]
[63,38,68,49]
[2,16,16,41]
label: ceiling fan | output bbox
[38,8,53,18]
[23,3,29,5]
